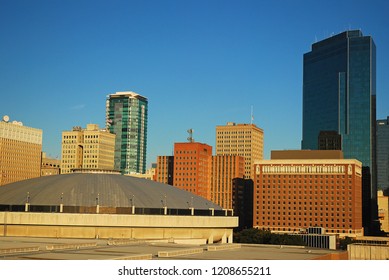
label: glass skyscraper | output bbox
[302,31,378,233]
[302,30,376,175]
[377,117,389,191]
[106,91,148,174]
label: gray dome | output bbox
[0,174,221,210]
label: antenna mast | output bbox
[187,129,195,142]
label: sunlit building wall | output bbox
[0,116,42,186]
[173,142,212,201]
[211,155,244,209]
[61,124,115,174]
[254,150,363,237]
[216,122,263,179]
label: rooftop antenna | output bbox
[187,129,195,142]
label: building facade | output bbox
[232,178,254,230]
[0,116,42,186]
[155,156,174,185]
[254,150,363,237]
[302,30,377,233]
[60,124,115,174]
[216,122,264,179]
[173,142,212,201]
[156,146,246,209]
[41,152,61,176]
[378,190,389,233]
[302,30,376,170]
[106,91,148,174]
[377,117,389,190]
[211,155,245,209]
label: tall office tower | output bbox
[60,124,115,174]
[302,30,377,233]
[106,91,148,174]
[254,150,363,237]
[216,122,264,179]
[173,142,212,201]
[377,117,389,190]
[155,156,174,185]
[211,155,245,209]
[0,116,42,186]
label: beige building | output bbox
[61,124,115,174]
[216,122,264,179]
[378,190,389,233]
[41,152,61,176]
[211,155,245,209]
[0,116,42,186]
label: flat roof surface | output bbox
[0,236,339,260]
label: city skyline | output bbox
[1,0,388,169]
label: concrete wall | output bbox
[0,212,237,244]
[348,244,389,260]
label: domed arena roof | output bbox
[0,174,221,210]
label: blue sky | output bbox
[1,0,388,168]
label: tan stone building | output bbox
[211,155,245,209]
[216,122,263,179]
[61,124,115,174]
[378,190,389,233]
[254,150,363,237]
[0,116,42,186]
[41,152,61,176]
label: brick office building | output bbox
[211,155,245,209]
[173,142,212,201]
[254,150,363,237]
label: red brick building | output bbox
[156,142,251,211]
[254,150,363,237]
[173,142,212,200]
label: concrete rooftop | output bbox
[0,236,340,260]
